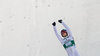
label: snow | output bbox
[0,0,100,56]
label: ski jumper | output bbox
[53,22,80,56]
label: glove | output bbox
[52,22,56,26]
[58,19,62,23]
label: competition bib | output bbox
[63,40,75,49]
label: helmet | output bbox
[61,29,68,37]
[61,29,67,33]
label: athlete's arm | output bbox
[58,20,73,37]
[52,22,63,44]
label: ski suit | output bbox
[53,22,80,56]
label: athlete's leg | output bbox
[73,47,80,56]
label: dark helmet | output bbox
[61,29,69,37]
[61,29,67,33]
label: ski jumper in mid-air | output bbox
[52,20,80,56]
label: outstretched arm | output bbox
[58,20,73,37]
[52,22,63,44]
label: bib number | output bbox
[63,40,75,49]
